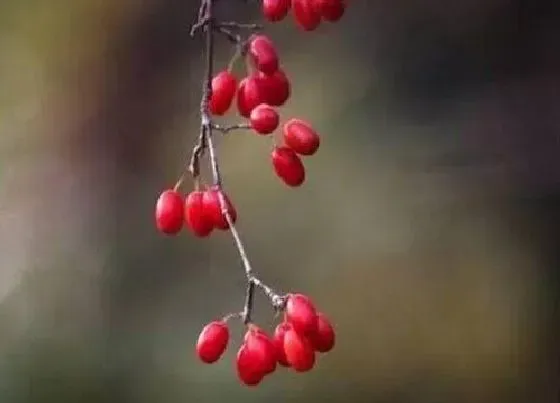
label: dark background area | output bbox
[0,1,559,402]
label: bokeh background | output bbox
[1,1,559,402]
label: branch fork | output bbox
[185,0,285,325]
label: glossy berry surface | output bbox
[313,0,346,22]
[273,322,292,366]
[155,189,184,235]
[185,190,213,237]
[262,0,291,22]
[202,187,237,230]
[283,328,316,372]
[259,69,291,107]
[292,0,321,31]
[236,343,265,386]
[285,293,318,336]
[237,76,265,118]
[250,103,279,134]
[271,146,306,187]
[248,35,279,75]
[283,118,320,156]
[196,321,229,364]
[209,70,237,115]
[244,327,277,375]
[309,312,335,352]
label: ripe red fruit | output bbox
[184,190,213,237]
[244,327,277,375]
[309,313,335,353]
[258,69,291,106]
[271,146,306,187]
[262,0,291,22]
[250,104,279,135]
[283,328,316,372]
[313,0,346,22]
[248,35,279,75]
[209,70,237,115]
[284,293,318,336]
[236,343,265,386]
[292,0,321,31]
[237,75,266,118]
[196,321,229,364]
[202,187,237,230]
[283,118,320,156]
[273,322,292,367]
[155,189,184,235]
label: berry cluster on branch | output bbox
[154,0,347,387]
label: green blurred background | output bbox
[1,1,559,402]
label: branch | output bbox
[189,0,284,325]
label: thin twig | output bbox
[190,0,282,324]
[218,21,263,31]
[212,123,251,134]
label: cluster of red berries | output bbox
[196,294,335,386]
[154,186,236,236]
[210,32,321,188]
[153,0,346,387]
[263,0,346,29]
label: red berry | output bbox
[248,35,279,75]
[209,70,237,116]
[284,293,318,336]
[250,104,279,135]
[262,0,291,22]
[283,328,316,372]
[237,75,266,118]
[196,321,229,364]
[309,312,335,353]
[273,322,292,367]
[258,69,291,106]
[292,0,321,31]
[202,187,237,230]
[313,0,346,22]
[271,146,306,187]
[283,118,320,156]
[184,191,213,237]
[244,327,277,375]
[155,189,184,235]
[236,343,266,386]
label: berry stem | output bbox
[212,123,251,133]
[190,0,283,325]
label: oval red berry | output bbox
[155,189,184,235]
[285,293,318,336]
[248,35,279,75]
[313,0,346,22]
[283,328,316,372]
[237,75,266,118]
[244,328,277,375]
[292,0,321,31]
[271,146,306,187]
[236,343,266,386]
[273,322,292,367]
[259,69,291,107]
[309,312,335,352]
[250,103,279,135]
[184,190,213,237]
[209,70,237,116]
[202,187,237,230]
[196,321,229,364]
[283,118,320,156]
[262,0,291,22]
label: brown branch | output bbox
[189,0,284,324]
